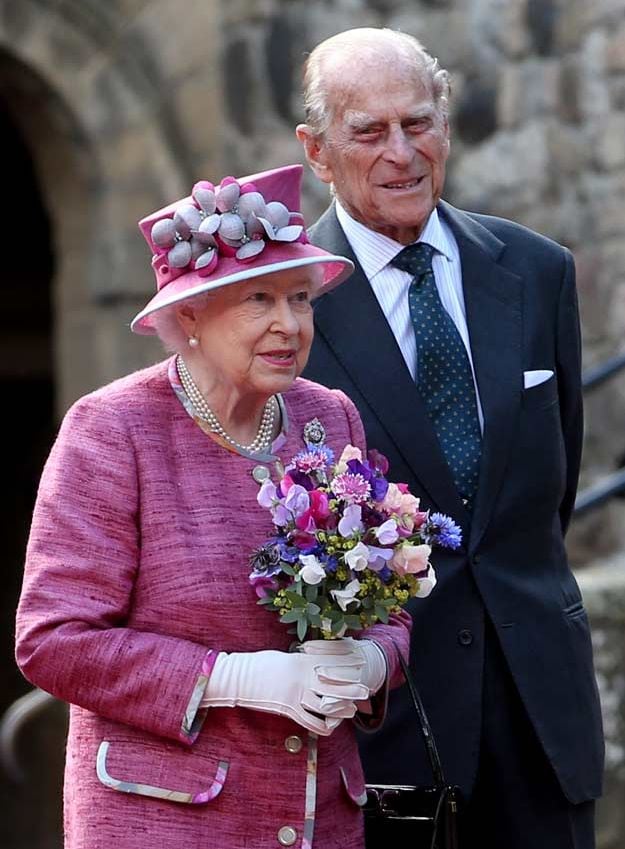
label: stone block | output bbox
[497,58,560,128]
[171,71,222,166]
[450,122,549,215]
[526,0,557,57]
[606,24,625,72]
[578,29,611,123]
[467,0,530,62]
[559,55,583,124]
[387,9,477,72]
[594,113,625,171]
[130,0,220,82]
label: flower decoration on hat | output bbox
[149,176,305,281]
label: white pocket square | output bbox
[523,369,554,389]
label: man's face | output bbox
[312,64,449,244]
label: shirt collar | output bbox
[335,200,453,279]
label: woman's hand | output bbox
[298,638,387,695]
[200,641,372,736]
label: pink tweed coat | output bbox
[16,358,411,849]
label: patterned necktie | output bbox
[391,242,481,506]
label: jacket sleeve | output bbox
[15,395,216,746]
[556,248,584,535]
[333,388,412,729]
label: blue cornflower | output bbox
[378,565,393,583]
[319,552,339,574]
[426,513,463,550]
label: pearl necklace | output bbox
[177,356,277,454]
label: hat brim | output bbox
[130,243,354,335]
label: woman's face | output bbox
[186,268,318,399]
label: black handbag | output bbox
[363,649,460,849]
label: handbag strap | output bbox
[392,640,447,786]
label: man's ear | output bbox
[295,124,333,185]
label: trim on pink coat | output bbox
[180,649,217,743]
[96,741,229,804]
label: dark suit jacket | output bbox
[304,200,604,804]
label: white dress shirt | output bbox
[335,201,484,430]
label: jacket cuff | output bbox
[179,650,218,744]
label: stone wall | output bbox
[219,0,625,562]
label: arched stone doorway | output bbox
[0,3,220,844]
[0,53,64,849]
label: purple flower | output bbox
[338,504,364,537]
[249,573,279,598]
[425,513,463,549]
[367,449,389,475]
[287,469,316,491]
[346,459,389,502]
[284,484,310,518]
[292,443,335,473]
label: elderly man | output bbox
[297,27,603,849]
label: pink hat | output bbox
[131,164,353,334]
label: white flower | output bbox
[257,478,277,508]
[299,554,326,585]
[335,444,363,473]
[415,565,437,598]
[367,545,394,571]
[344,541,370,572]
[374,519,399,545]
[331,579,362,611]
[338,504,364,538]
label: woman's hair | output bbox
[302,28,451,136]
[150,291,215,353]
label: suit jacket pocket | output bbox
[521,374,558,410]
[562,599,586,620]
[96,738,229,805]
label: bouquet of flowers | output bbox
[249,441,462,641]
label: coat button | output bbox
[277,825,297,846]
[472,554,481,565]
[284,735,303,754]
[458,629,473,646]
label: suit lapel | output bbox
[311,203,524,549]
[310,207,469,526]
[439,202,523,551]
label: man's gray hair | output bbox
[302,28,451,136]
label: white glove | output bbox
[201,642,371,736]
[298,638,387,695]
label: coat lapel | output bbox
[439,202,523,551]
[310,207,469,526]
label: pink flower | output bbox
[391,544,432,577]
[331,472,371,505]
[379,483,403,513]
[295,489,331,533]
[249,573,279,599]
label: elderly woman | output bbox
[15,165,410,849]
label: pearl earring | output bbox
[188,335,199,348]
